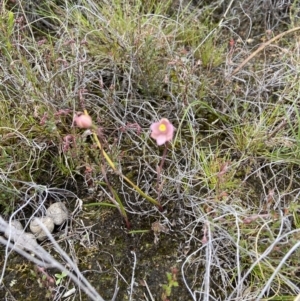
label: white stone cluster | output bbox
[5,202,68,250]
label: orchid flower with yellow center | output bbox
[150,118,174,145]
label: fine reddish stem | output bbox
[157,142,169,204]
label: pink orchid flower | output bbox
[74,113,92,128]
[150,118,175,145]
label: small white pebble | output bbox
[30,217,54,241]
[14,232,38,250]
[4,220,23,238]
[46,202,68,225]
[4,221,38,250]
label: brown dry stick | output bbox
[229,26,300,78]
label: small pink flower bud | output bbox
[150,118,174,145]
[74,114,92,128]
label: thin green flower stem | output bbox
[83,110,162,211]
[99,164,130,228]
[119,171,163,210]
